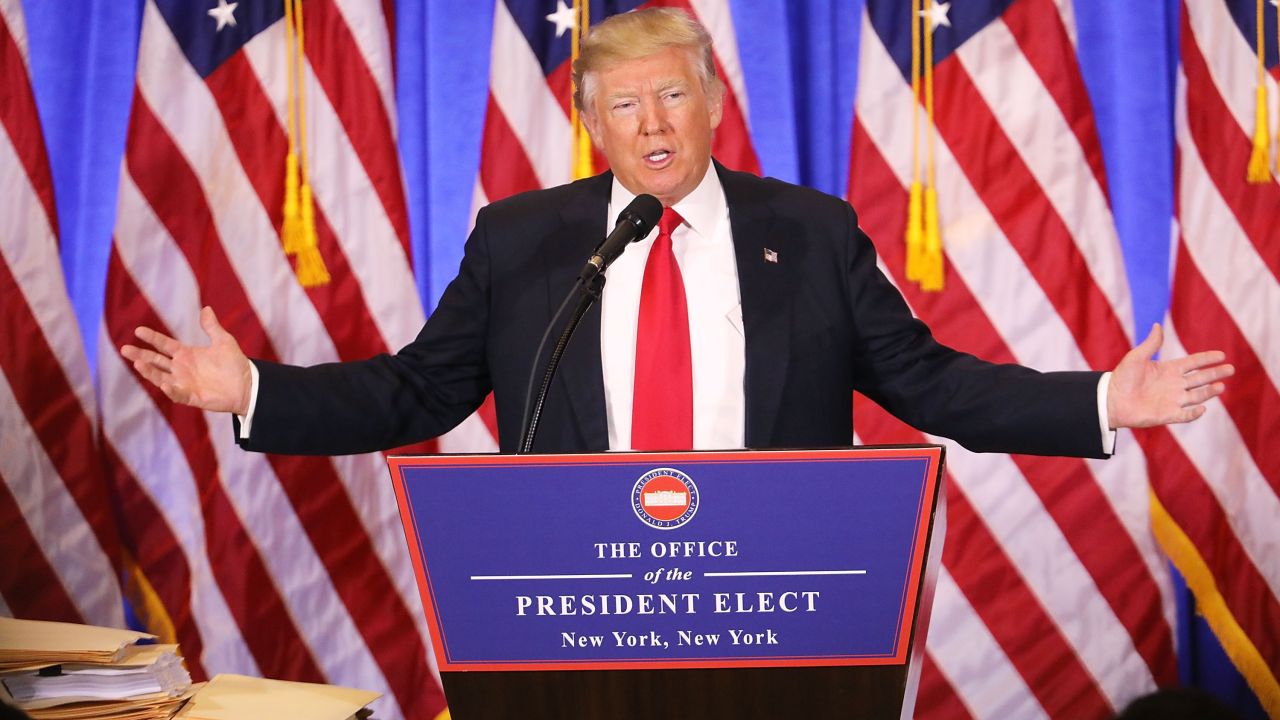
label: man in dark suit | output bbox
[121,8,1231,458]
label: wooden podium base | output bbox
[441,665,908,719]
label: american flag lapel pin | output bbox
[763,247,779,264]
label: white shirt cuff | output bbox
[1097,371,1117,456]
[237,362,260,440]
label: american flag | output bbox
[851,0,1180,717]
[438,0,760,454]
[98,1,447,718]
[0,0,124,629]
[1148,0,1279,712]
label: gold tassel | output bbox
[921,187,943,291]
[1249,86,1272,183]
[1248,0,1271,183]
[906,182,924,281]
[295,183,330,286]
[921,0,944,291]
[905,0,923,282]
[282,152,304,254]
[570,0,595,179]
[286,0,329,287]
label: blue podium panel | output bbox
[390,447,942,672]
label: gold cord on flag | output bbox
[281,0,330,286]
[906,0,925,283]
[906,0,943,291]
[1248,0,1271,183]
[570,0,595,179]
[920,0,943,292]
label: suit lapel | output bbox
[543,173,612,451]
[719,164,794,448]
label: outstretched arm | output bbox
[119,306,253,415]
[1107,323,1233,429]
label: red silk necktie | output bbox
[631,208,693,450]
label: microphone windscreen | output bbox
[622,194,663,235]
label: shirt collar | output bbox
[608,162,726,240]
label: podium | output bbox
[390,447,944,719]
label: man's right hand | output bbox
[120,306,253,415]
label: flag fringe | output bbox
[1149,490,1280,718]
[123,552,177,645]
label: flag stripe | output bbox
[479,95,543,201]
[0,211,119,564]
[921,567,1045,720]
[489,1,571,188]
[686,0,751,119]
[100,329,259,682]
[1140,426,1280,671]
[1158,0,1279,699]
[0,9,58,238]
[852,116,1175,686]
[1184,0,1280,177]
[104,250,328,683]
[1170,246,1280,486]
[1181,24,1280,278]
[100,236,265,681]
[857,398,1114,718]
[329,0,398,134]
[849,2,1177,696]
[917,652,978,720]
[1,0,123,631]
[111,139,339,681]
[240,27,426,351]
[1161,321,1280,602]
[306,0,411,255]
[109,5,446,716]
[1175,139,1280,403]
[204,53,392,361]
[100,436,210,681]
[853,106,1171,678]
[956,17,1132,334]
[121,93,434,717]
[0,430,86,623]
[932,58,1131,369]
[1000,0,1110,198]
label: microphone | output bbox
[579,194,664,281]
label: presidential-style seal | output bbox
[632,467,699,530]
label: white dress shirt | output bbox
[600,164,746,450]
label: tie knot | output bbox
[659,207,685,238]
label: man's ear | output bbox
[581,107,604,150]
[708,85,724,132]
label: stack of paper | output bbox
[175,674,379,720]
[0,620,382,719]
[0,618,154,671]
[0,618,192,720]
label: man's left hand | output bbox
[1107,323,1234,429]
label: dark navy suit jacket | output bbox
[240,163,1106,458]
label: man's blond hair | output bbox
[572,8,725,114]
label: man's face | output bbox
[582,47,723,207]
